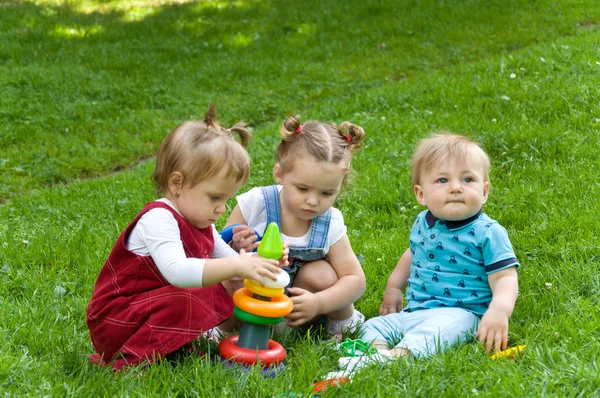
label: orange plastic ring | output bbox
[244,279,285,297]
[233,287,293,318]
[218,335,286,366]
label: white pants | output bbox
[360,307,478,358]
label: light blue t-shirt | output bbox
[404,210,519,316]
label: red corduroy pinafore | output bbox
[86,201,234,369]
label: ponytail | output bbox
[338,121,365,152]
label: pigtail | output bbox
[202,103,251,147]
[203,103,217,128]
[338,121,365,152]
[280,115,303,141]
[227,121,251,148]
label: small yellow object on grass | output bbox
[490,344,526,360]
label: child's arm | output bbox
[225,205,260,252]
[379,248,412,315]
[475,266,519,352]
[286,235,366,326]
[202,249,281,287]
[133,209,281,288]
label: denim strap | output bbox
[260,185,281,230]
[308,208,331,249]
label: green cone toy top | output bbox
[258,222,283,260]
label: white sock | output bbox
[326,309,366,335]
[202,327,225,342]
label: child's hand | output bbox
[231,225,260,253]
[280,241,290,267]
[235,249,280,286]
[285,287,320,327]
[379,287,404,315]
[475,308,509,353]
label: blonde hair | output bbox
[411,132,490,186]
[153,104,252,195]
[276,115,365,183]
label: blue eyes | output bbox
[436,177,474,184]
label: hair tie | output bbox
[345,134,352,143]
[294,125,303,133]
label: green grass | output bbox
[2,0,600,396]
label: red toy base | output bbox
[218,335,286,367]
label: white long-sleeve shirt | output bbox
[125,198,238,288]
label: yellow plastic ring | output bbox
[233,287,293,318]
[244,279,285,298]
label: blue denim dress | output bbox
[260,185,332,289]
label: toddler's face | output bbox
[274,158,346,224]
[413,155,489,221]
[171,168,244,229]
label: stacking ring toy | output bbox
[233,307,284,325]
[233,288,293,318]
[219,335,286,367]
[244,279,285,297]
[218,222,292,370]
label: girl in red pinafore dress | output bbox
[87,105,284,370]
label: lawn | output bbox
[1,0,600,396]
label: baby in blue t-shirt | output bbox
[336,132,519,374]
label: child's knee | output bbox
[294,259,337,291]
